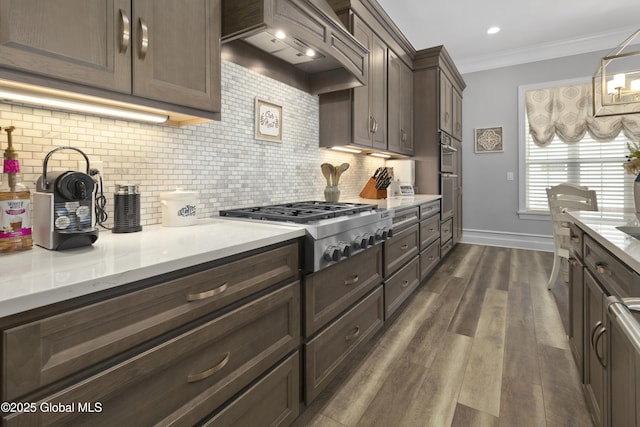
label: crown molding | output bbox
[456,25,639,74]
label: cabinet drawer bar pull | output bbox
[570,236,580,243]
[344,275,359,286]
[138,18,149,59]
[400,244,409,250]
[568,258,578,267]
[595,263,612,276]
[119,9,130,53]
[401,280,410,288]
[187,283,228,301]
[187,352,230,383]
[345,326,360,341]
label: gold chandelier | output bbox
[593,28,640,117]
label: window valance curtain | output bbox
[525,83,640,146]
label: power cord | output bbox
[90,168,111,230]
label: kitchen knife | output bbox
[376,167,388,189]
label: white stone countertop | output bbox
[567,210,640,274]
[346,194,441,213]
[0,219,305,317]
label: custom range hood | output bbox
[221,0,368,94]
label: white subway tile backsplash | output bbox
[1,60,385,228]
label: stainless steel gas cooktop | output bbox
[219,201,392,272]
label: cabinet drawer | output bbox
[305,245,382,336]
[304,286,384,403]
[3,242,298,400]
[441,238,454,258]
[419,200,440,220]
[420,239,440,280]
[203,352,299,427]
[385,257,420,319]
[441,217,453,245]
[384,223,419,277]
[392,206,419,231]
[584,235,640,297]
[420,214,440,250]
[569,222,583,259]
[3,283,300,427]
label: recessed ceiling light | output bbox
[305,48,316,57]
[487,26,501,35]
[275,30,286,39]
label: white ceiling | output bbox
[376,0,640,74]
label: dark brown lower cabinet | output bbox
[202,352,300,427]
[385,257,420,319]
[3,283,300,427]
[584,270,607,427]
[304,286,384,403]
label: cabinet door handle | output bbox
[401,129,407,142]
[372,116,378,133]
[593,325,607,368]
[369,115,374,133]
[445,111,450,124]
[345,326,360,341]
[595,263,612,276]
[590,321,603,350]
[138,18,149,59]
[344,275,359,286]
[119,9,130,53]
[187,352,230,383]
[187,283,228,301]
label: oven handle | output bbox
[441,144,457,153]
[606,296,640,355]
[440,173,458,178]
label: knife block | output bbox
[359,178,387,199]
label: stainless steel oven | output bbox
[440,172,457,220]
[440,131,456,174]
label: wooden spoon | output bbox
[321,163,333,186]
[334,163,350,185]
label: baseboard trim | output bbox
[460,228,553,252]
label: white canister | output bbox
[160,189,199,227]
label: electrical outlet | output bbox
[506,171,514,181]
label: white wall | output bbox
[4,61,385,228]
[460,48,610,250]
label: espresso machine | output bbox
[33,147,99,250]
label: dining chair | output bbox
[546,183,598,290]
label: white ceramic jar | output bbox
[159,189,199,227]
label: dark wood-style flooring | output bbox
[293,244,593,427]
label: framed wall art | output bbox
[255,98,283,142]
[474,126,504,153]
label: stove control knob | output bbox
[363,233,374,247]
[387,228,394,239]
[338,242,352,258]
[324,246,341,262]
[375,228,389,241]
[354,235,367,249]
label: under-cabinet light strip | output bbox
[0,88,169,124]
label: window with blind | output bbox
[524,114,634,212]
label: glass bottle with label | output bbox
[0,126,32,253]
